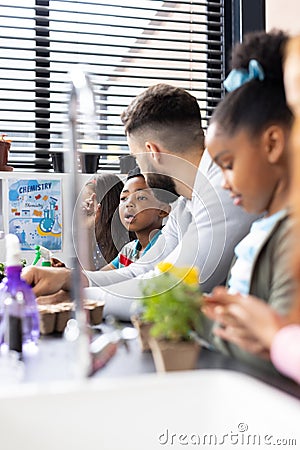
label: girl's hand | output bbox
[82,192,97,215]
[81,192,98,231]
[202,286,285,356]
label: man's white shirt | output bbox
[84,150,258,320]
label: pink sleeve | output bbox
[270,324,300,384]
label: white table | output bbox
[0,369,299,450]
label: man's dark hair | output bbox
[121,83,205,152]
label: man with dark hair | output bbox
[23,84,258,319]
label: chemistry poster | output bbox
[8,179,62,251]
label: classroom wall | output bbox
[266,0,300,35]
[0,172,84,264]
[0,172,124,265]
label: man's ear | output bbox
[264,125,286,164]
[145,141,161,163]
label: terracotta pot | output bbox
[84,300,105,325]
[54,304,73,333]
[0,139,13,171]
[38,306,56,335]
[131,315,152,352]
[38,297,105,335]
[149,337,201,372]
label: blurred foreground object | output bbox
[284,36,300,287]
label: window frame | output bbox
[0,1,265,173]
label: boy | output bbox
[102,173,170,270]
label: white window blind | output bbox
[0,0,225,172]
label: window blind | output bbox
[0,0,225,172]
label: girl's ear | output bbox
[264,125,286,164]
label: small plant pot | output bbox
[38,306,56,335]
[38,297,105,335]
[84,300,105,325]
[55,304,73,333]
[149,337,201,372]
[131,315,152,352]
[0,139,13,171]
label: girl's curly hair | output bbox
[210,30,293,137]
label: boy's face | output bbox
[119,176,167,232]
[206,123,280,215]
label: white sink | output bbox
[0,370,299,450]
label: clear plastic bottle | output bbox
[0,234,39,354]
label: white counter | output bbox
[0,369,299,450]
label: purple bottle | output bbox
[0,234,39,354]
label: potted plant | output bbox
[140,262,203,372]
[131,311,153,352]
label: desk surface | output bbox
[22,327,300,400]
[2,367,300,450]
[2,326,299,450]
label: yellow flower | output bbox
[156,261,173,273]
[156,262,200,286]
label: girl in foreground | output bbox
[204,35,300,384]
[203,30,295,371]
